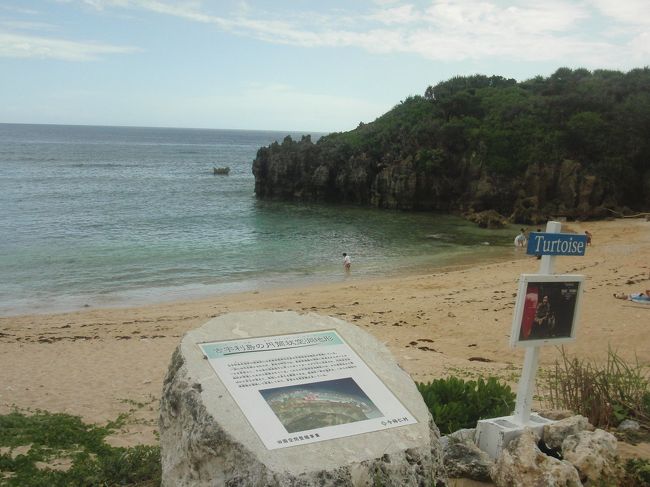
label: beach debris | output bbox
[536,409,574,421]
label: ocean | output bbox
[0,123,519,316]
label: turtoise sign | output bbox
[526,232,587,256]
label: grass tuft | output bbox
[541,347,650,429]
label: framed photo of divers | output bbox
[510,274,585,348]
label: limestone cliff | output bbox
[253,136,619,224]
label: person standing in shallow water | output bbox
[342,253,351,273]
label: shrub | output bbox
[0,410,161,486]
[541,347,650,428]
[416,376,515,434]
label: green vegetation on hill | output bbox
[253,68,650,222]
[336,68,649,184]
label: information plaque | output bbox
[199,330,416,450]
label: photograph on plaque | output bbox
[199,330,416,450]
[510,274,584,348]
[260,377,383,433]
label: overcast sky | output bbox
[1,0,648,132]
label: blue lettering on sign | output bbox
[526,233,587,256]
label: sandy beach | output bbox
[1,218,648,448]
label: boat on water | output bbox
[213,166,230,175]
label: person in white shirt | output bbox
[514,228,527,247]
[342,253,351,273]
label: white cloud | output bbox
[423,1,588,35]
[0,20,58,31]
[628,31,650,60]
[370,4,419,25]
[0,5,40,15]
[0,32,138,60]
[33,0,650,67]
[588,0,650,26]
[181,83,389,131]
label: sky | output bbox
[1,1,649,133]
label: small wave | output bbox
[425,233,451,240]
[65,163,130,168]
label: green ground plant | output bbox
[620,458,650,487]
[541,347,650,429]
[0,410,160,487]
[417,376,515,434]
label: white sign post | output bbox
[513,220,560,423]
[476,220,586,458]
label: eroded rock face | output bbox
[542,415,593,450]
[159,311,445,487]
[490,429,582,487]
[252,134,626,223]
[561,429,621,485]
[463,209,508,228]
[443,440,493,482]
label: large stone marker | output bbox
[159,311,444,486]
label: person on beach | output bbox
[614,290,650,302]
[585,230,593,245]
[342,253,351,273]
[514,228,527,248]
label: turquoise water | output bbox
[0,123,518,316]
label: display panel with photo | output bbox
[199,329,416,449]
[510,274,584,348]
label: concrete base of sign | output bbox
[475,414,555,459]
[159,311,444,486]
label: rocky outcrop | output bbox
[441,429,493,482]
[561,429,621,485]
[463,209,508,228]
[253,136,627,223]
[440,415,624,485]
[490,429,582,486]
[542,415,593,450]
